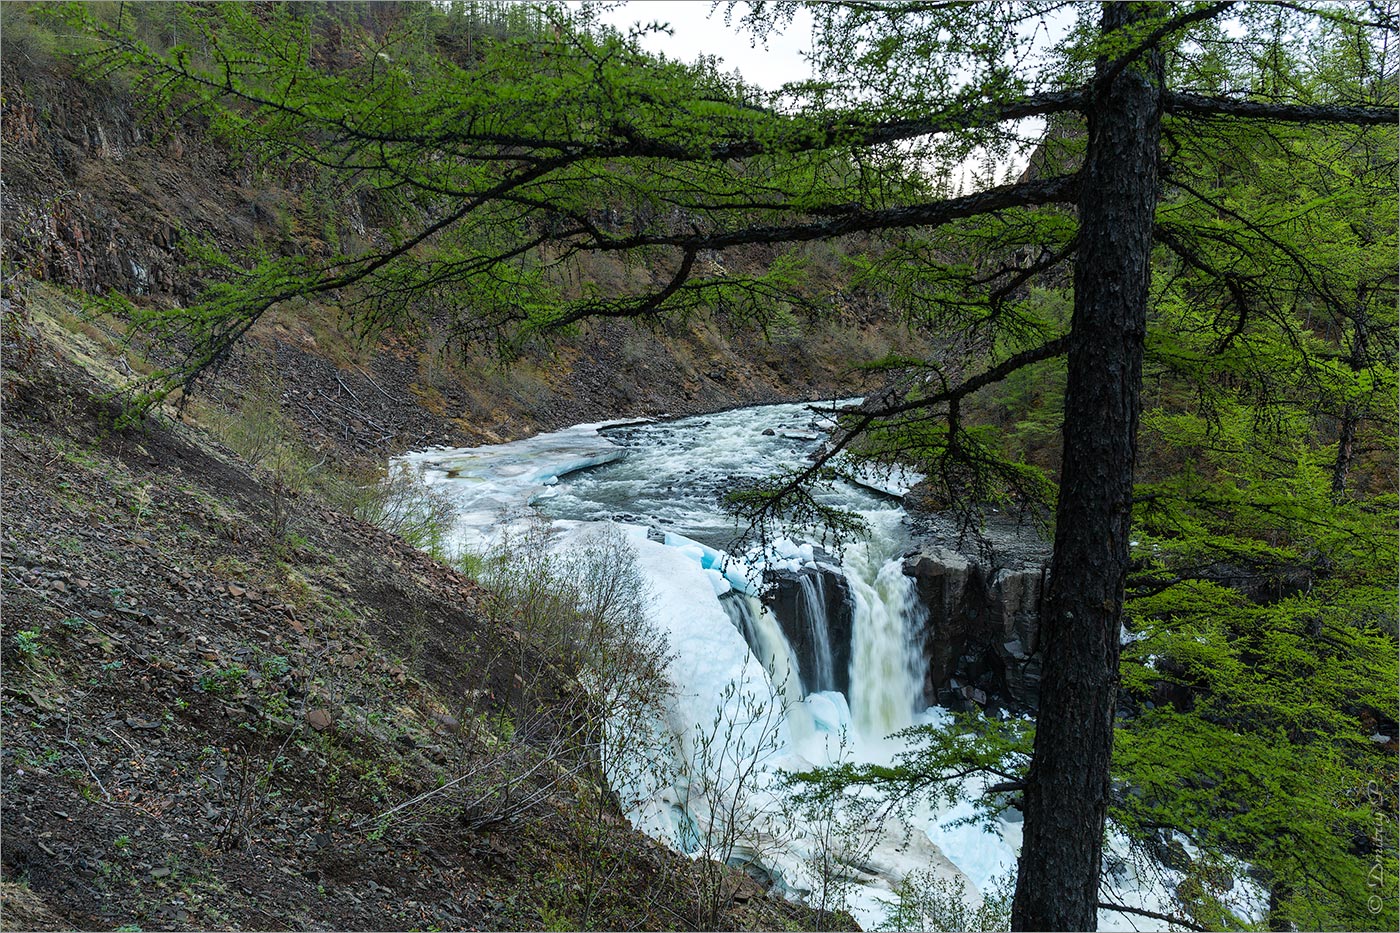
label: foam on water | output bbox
[843,510,929,739]
[537,400,889,549]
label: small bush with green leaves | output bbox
[198,666,249,694]
[14,629,42,658]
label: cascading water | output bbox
[793,574,837,694]
[842,515,930,738]
[721,592,806,711]
[396,400,1206,930]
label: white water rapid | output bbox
[397,401,1217,930]
[843,512,929,739]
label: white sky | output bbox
[579,1,816,91]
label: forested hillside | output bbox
[3,0,922,460]
[2,2,1396,932]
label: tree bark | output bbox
[1332,289,1372,501]
[1332,401,1358,500]
[1011,4,1162,930]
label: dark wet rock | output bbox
[903,514,1052,713]
[431,712,461,734]
[762,560,854,697]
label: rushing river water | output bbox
[398,401,1208,929]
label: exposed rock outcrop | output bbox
[903,515,1051,713]
[763,562,854,697]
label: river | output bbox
[397,401,1199,930]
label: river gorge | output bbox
[397,401,1216,930]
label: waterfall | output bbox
[720,592,806,710]
[404,402,1204,931]
[723,546,926,742]
[843,531,929,739]
[794,574,837,694]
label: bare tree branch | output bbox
[1164,92,1396,124]
[1096,900,1211,932]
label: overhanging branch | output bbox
[542,248,699,329]
[582,173,1080,252]
[97,16,1086,163]
[729,335,1070,535]
[1096,901,1210,932]
[850,334,1072,421]
[612,89,1087,160]
[1164,92,1396,125]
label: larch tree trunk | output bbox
[1332,401,1359,500]
[1011,3,1162,930]
[1332,288,1371,501]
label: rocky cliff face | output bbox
[903,515,1051,713]
[4,75,207,300]
[763,563,854,697]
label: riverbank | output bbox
[1,285,849,931]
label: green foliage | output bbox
[1103,106,1399,922]
[723,465,871,552]
[1104,54,1399,922]
[1114,712,1395,930]
[0,2,64,67]
[971,288,1071,471]
[788,711,1031,827]
[850,14,1394,925]
[13,629,43,658]
[258,654,291,681]
[1117,401,1398,929]
[197,665,248,694]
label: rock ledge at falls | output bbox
[902,513,1052,714]
[763,561,854,697]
